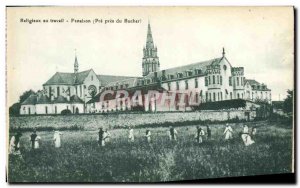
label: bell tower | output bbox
[142,22,160,76]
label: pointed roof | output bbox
[36,95,50,104]
[146,22,154,49]
[21,94,37,105]
[43,69,93,86]
[70,95,84,104]
[53,95,68,103]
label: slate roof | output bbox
[97,75,140,86]
[245,79,260,86]
[70,95,84,104]
[36,95,50,104]
[143,57,227,82]
[44,69,92,86]
[53,95,68,103]
[21,94,37,105]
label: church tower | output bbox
[74,52,79,73]
[142,22,160,76]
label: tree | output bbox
[283,89,293,113]
[19,89,36,103]
[9,102,21,116]
[9,89,36,116]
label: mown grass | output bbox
[8,120,293,183]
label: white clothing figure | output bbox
[102,130,111,146]
[53,131,63,148]
[241,133,255,146]
[223,124,233,140]
[128,128,134,142]
[145,130,151,143]
[243,125,249,134]
[9,136,17,154]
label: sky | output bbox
[7,6,294,106]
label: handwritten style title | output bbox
[19,18,142,24]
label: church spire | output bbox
[222,47,225,57]
[146,22,154,49]
[74,49,79,73]
[142,22,160,76]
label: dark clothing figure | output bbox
[195,127,205,143]
[14,132,22,151]
[206,126,211,140]
[98,128,104,146]
[169,127,178,141]
[30,133,37,149]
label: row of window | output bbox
[205,75,223,86]
[229,76,245,86]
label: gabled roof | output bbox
[105,77,139,88]
[70,95,84,104]
[245,79,260,86]
[21,94,37,105]
[43,69,93,86]
[36,95,50,104]
[97,75,140,86]
[53,95,68,103]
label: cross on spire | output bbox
[222,47,225,57]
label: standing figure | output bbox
[53,130,63,148]
[145,130,151,143]
[206,125,211,140]
[195,126,205,144]
[251,126,257,139]
[223,124,233,141]
[98,127,104,146]
[30,130,41,149]
[128,127,134,142]
[169,126,178,141]
[103,129,111,146]
[243,124,249,134]
[9,131,22,155]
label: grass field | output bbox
[8,119,293,183]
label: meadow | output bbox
[8,116,293,183]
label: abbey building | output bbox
[20,23,271,115]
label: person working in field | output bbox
[102,129,111,146]
[223,124,233,141]
[97,127,104,146]
[169,126,178,141]
[206,125,211,140]
[251,126,257,139]
[195,126,205,144]
[9,131,22,155]
[145,130,151,143]
[30,129,41,149]
[53,130,63,148]
[128,127,134,142]
[241,131,255,146]
[243,124,249,134]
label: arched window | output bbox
[220,76,223,85]
[213,93,216,101]
[213,75,215,84]
[237,93,240,99]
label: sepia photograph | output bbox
[6,6,295,183]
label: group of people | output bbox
[9,123,257,156]
[223,123,256,146]
[9,129,63,155]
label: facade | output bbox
[20,23,271,115]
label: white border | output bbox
[0,0,298,187]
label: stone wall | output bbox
[10,110,256,130]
